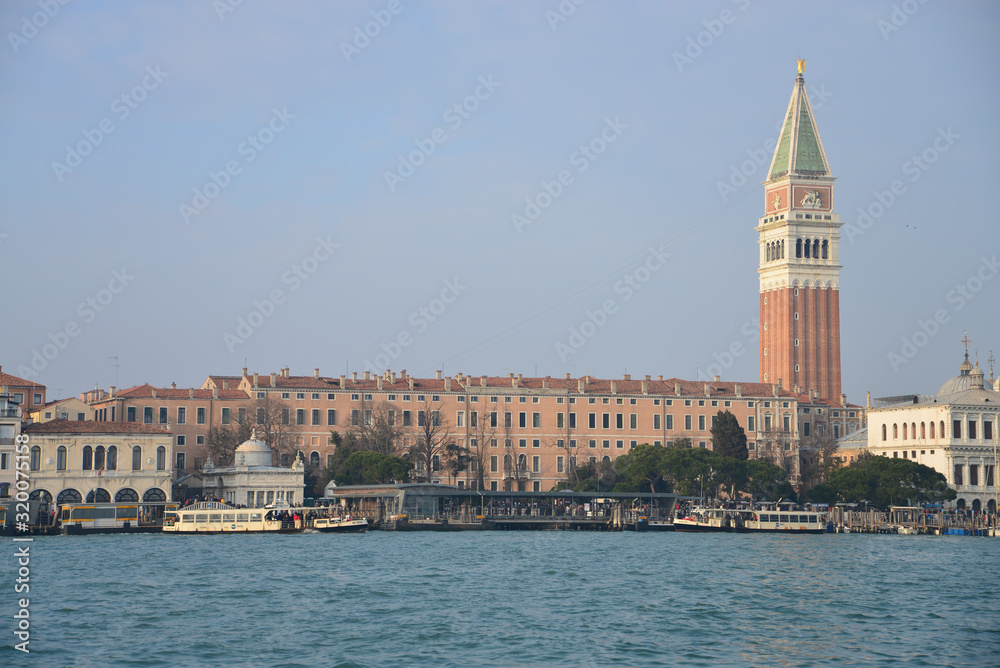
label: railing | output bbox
[0,409,20,418]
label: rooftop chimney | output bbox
[480,376,487,387]
[171,382,177,389]
[641,380,649,394]
[189,389,194,399]
[270,372,277,387]
[409,377,415,390]
[772,384,779,397]
[253,373,259,386]
[578,379,585,393]
[610,380,617,394]
[212,388,218,399]
[674,382,680,396]
[704,384,710,397]
[840,393,847,407]
[340,374,346,388]
[735,384,742,398]
[223,380,229,390]
[714,375,720,382]
[314,368,320,379]
[444,378,452,392]
[436,370,443,380]
[543,377,550,389]
[657,375,663,382]
[242,367,248,377]
[623,373,631,381]
[110,386,116,397]
[151,388,157,398]
[352,372,358,382]
[565,372,571,380]
[377,377,383,390]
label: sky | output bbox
[2,0,999,404]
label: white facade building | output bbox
[202,429,305,507]
[866,353,999,513]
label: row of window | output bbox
[882,420,994,442]
[26,445,167,472]
[953,463,996,487]
[27,487,167,504]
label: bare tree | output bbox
[251,395,297,465]
[466,405,497,490]
[755,428,799,487]
[205,420,254,467]
[408,399,452,482]
[501,416,527,492]
[555,403,578,487]
[348,398,405,456]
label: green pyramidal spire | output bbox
[767,62,831,181]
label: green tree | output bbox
[711,410,748,461]
[340,451,413,485]
[613,444,669,493]
[744,458,794,501]
[826,455,956,507]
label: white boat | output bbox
[163,502,302,534]
[312,516,368,533]
[673,508,747,532]
[743,509,827,534]
[897,525,919,535]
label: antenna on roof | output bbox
[109,356,120,387]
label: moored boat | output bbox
[673,508,747,533]
[311,516,368,533]
[163,501,302,534]
[742,509,826,534]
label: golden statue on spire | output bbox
[796,59,806,75]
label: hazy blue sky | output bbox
[2,0,998,404]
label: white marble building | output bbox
[866,353,999,513]
[202,429,304,507]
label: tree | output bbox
[501,412,527,491]
[340,451,413,485]
[205,420,253,467]
[825,455,956,508]
[250,395,297,465]
[347,398,405,456]
[614,444,669,493]
[744,458,794,501]
[444,442,471,485]
[711,410,748,460]
[466,405,496,490]
[408,399,452,482]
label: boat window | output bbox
[237,514,249,522]
[224,514,235,522]
[250,513,262,522]
[181,514,192,523]
[209,514,222,522]
[195,514,208,523]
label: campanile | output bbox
[757,61,842,401]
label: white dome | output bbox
[234,428,273,467]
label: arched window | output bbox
[780,240,785,259]
[94,446,105,470]
[143,488,167,502]
[882,425,887,441]
[796,239,802,258]
[503,454,512,473]
[83,446,93,470]
[813,239,820,258]
[28,489,52,503]
[310,451,320,467]
[30,445,41,471]
[930,422,936,439]
[893,424,898,439]
[940,421,945,439]
[602,455,612,465]
[833,424,840,439]
[156,446,166,471]
[911,423,916,441]
[86,488,111,503]
[803,239,811,258]
[517,453,527,472]
[821,239,829,259]
[106,446,117,471]
[57,488,82,504]
[132,446,142,471]
[57,446,67,471]
[115,488,139,502]
[920,422,926,439]
[903,424,907,440]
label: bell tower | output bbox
[757,61,842,400]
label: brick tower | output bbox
[757,61,842,401]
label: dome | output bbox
[234,428,273,467]
[938,352,976,396]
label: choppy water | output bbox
[4,531,999,667]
